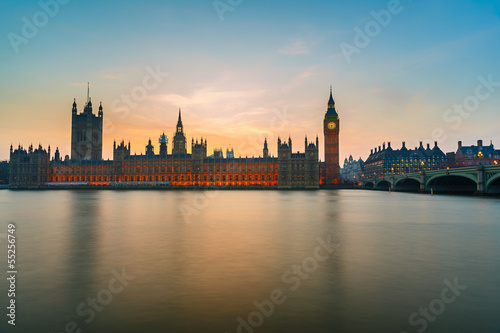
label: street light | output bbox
[478,151,483,166]
[420,161,425,173]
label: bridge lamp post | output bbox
[391,167,395,189]
[420,161,425,173]
[478,151,483,166]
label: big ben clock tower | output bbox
[323,87,340,185]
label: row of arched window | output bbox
[53,176,111,182]
[122,174,278,182]
[52,174,280,183]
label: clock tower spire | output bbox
[323,86,340,185]
[172,108,187,155]
[328,85,335,109]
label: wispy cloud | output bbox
[101,74,127,80]
[282,66,318,92]
[366,87,384,94]
[98,67,138,81]
[279,39,311,55]
[151,87,266,108]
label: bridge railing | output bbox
[362,163,481,181]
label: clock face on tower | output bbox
[327,121,336,130]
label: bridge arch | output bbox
[486,174,500,194]
[395,178,420,192]
[375,180,391,190]
[364,181,374,189]
[426,174,477,193]
[426,173,477,187]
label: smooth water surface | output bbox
[0,190,499,333]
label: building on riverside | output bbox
[322,87,341,185]
[71,84,103,161]
[8,89,339,189]
[0,161,10,185]
[454,140,500,166]
[9,144,51,188]
[363,141,447,179]
[340,155,364,183]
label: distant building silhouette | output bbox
[172,109,187,155]
[341,155,363,183]
[9,144,51,187]
[71,84,103,161]
[0,161,9,185]
[277,136,320,188]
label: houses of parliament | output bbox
[8,88,342,189]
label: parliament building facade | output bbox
[9,89,342,189]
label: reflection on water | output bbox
[0,190,499,333]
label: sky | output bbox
[1,0,500,162]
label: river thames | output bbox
[0,190,499,333]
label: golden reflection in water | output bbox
[0,190,499,332]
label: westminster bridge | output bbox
[362,165,500,195]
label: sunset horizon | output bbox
[1,2,500,332]
[2,1,500,162]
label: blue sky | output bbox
[1,0,499,161]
